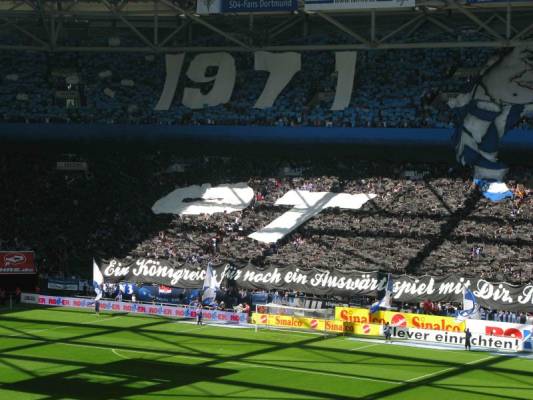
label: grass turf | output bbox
[0,306,532,400]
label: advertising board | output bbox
[21,294,247,324]
[335,307,465,332]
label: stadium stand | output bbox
[1,38,532,128]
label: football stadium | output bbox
[1,0,533,399]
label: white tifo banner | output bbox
[249,190,376,243]
[155,51,357,111]
[391,326,523,352]
[305,0,415,11]
[151,184,375,244]
[21,293,248,324]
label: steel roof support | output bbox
[154,0,159,45]
[8,1,27,11]
[36,0,50,39]
[378,13,425,43]
[268,16,296,36]
[269,16,303,40]
[494,13,517,35]
[506,3,511,39]
[316,12,370,46]
[0,17,50,48]
[158,19,188,47]
[426,16,455,34]
[477,14,496,32]
[448,0,504,41]
[404,16,427,39]
[513,21,533,40]
[370,11,376,43]
[0,38,531,53]
[100,0,157,50]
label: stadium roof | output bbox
[0,0,532,52]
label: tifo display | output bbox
[252,308,529,352]
[21,293,248,324]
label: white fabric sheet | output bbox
[152,183,253,216]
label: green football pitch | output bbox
[1,306,532,400]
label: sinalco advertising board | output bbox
[251,313,382,335]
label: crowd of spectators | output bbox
[1,34,532,129]
[1,151,532,289]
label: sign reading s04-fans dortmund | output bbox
[98,258,533,312]
[304,0,415,11]
[222,0,297,12]
[197,0,297,14]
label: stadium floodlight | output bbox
[253,303,335,336]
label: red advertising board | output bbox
[0,251,36,274]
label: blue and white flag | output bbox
[119,282,135,295]
[370,273,393,314]
[450,45,533,184]
[474,179,514,202]
[93,259,104,301]
[456,287,480,322]
[202,262,219,304]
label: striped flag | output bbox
[370,273,393,314]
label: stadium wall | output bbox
[1,123,533,148]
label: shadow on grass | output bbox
[2,310,532,400]
[2,359,236,400]
[0,312,510,374]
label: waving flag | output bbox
[92,259,104,301]
[370,273,393,314]
[450,46,533,195]
[159,285,172,295]
[456,287,480,322]
[202,262,219,304]
[119,282,135,295]
[474,179,513,202]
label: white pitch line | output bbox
[60,341,402,386]
[406,355,494,383]
[176,325,206,334]
[6,316,124,338]
[351,343,381,351]
[112,348,129,360]
[118,347,400,385]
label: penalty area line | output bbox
[406,355,494,383]
[6,315,125,338]
[78,342,402,386]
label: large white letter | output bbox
[331,51,357,111]
[253,51,301,109]
[249,190,376,244]
[182,52,236,109]
[154,53,185,111]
